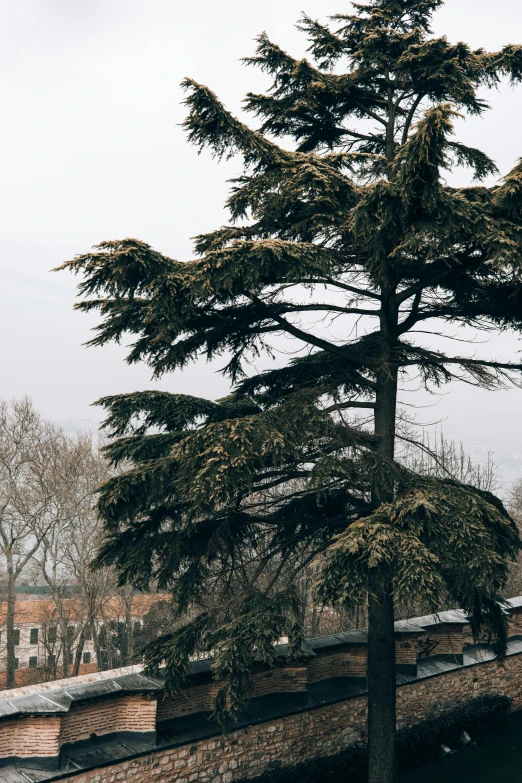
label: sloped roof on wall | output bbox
[0,670,164,721]
[0,600,518,742]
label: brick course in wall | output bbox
[395,632,428,667]
[307,647,367,681]
[421,624,466,658]
[305,631,429,682]
[251,665,308,697]
[59,694,157,746]
[158,681,220,722]
[0,715,61,758]
[47,651,522,783]
[157,665,308,722]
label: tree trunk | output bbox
[367,291,399,783]
[367,580,397,783]
[73,632,85,676]
[5,565,16,689]
[61,619,70,679]
[125,594,133,666]
[63,651,70,679]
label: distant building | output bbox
[0,593,163,687]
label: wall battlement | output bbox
[2,597,522,783]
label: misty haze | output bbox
[2,3,522,783]
[0,1,521,494]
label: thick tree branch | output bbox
[401,93,425,144]
[248,294,361,361]
[341,129,386,144]
[396,290,422,334]
[354,100,389,126]
[402,353,522,373]
[324,400,376,412]
[395,267,453,306]
[322,278,382,300]
[281,303,379,316]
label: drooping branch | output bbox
[396,290,422,334]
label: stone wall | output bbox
[50,651,522,783]
[508,606,522,635]
[5,599,522,781]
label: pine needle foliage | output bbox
[59,2,522,779]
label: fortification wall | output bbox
[2,600,522,783]
[44,651,522,783]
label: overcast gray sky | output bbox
[1,0,522,455]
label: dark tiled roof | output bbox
[408,609,469,627]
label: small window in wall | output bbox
[84,628,93,641]
[14,658,19,669]
[30,628,39,645]
[48,626,57,643]
[68,652,74,665]
[83,652,91,664]
[28,656,38,669]
[13,630,20,646]
[47,653,56,667]
[67,625,75,641]
[133,620,141,633]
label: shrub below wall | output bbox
[236,694,511,783]
[397,693,511,771]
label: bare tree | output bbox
[510,479,522,524]
[0,398,62,687]
[502,478,522,598]
[398,426,497,492]
[61,437,119,676]
[32,431,113,678]
[0,404,150,686]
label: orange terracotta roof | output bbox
[0,593,166,626]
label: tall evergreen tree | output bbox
[60,2,522,780]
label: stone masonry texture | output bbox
[46,651,522,783]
